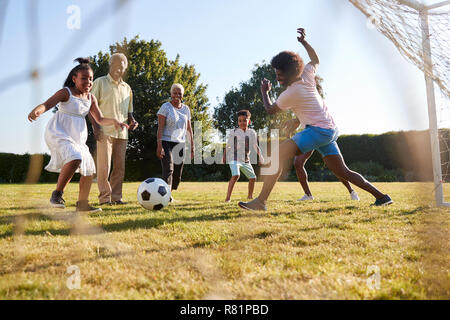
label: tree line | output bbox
[4,36,448,183]
[2,129,448,183]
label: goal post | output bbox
[349,0,450,207]
[419,6,449,207]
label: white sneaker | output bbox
[297,194,314,201]
[350,191,360,201]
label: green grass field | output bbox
[0,182,448,299]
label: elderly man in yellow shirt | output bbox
[91,53,138,205]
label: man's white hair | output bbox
[109,53,128,69]
[170,83,184,95]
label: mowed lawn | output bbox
[0,181,448,299]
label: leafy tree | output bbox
[213,63,294,135]
[213,63,329,180]
[89,37,212,176]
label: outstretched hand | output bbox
[114,121,129,131]
[261,78,272,93]
[28,106,45,122]
[297,28,306,43]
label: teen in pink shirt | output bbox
[239,28,393,210]
[276,63,335,130]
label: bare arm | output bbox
[156,114,166,159]
[251,132,265,164]
[260,78,282,115]
[89,79,102,138]
[87,113,102,141]
[222,145,227,164]
[127,89,138,130]
[128,112,139,131]
[297,28,319,68]
[186,118,195,159]
[223,132,233,164]
[157,114,166,144]
[254,141,264,164]
[284,118,301,137]
[28,88,69,122]
[89,95,128,130]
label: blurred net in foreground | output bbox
[1,0,230,300]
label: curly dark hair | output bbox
[270,51,304,79]
[237,109,251,119]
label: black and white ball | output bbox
[137,178,171,210]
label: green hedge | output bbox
[1,129,448,183]
[0,153,60,183]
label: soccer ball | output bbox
[137,178,171,210]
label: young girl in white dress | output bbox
[28,58,128,212]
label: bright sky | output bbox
[0,0,442,155]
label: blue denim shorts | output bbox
[291,125,341,157]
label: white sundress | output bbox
[44,87,96,176]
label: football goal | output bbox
[349,0,450,207]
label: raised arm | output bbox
[28,88,69,122]
[260,78,282,115]
[297,28,319,68]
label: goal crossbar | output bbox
[399,0,450,11]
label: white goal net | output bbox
[349,0,450,207]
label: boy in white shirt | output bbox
[223,110,264,202]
